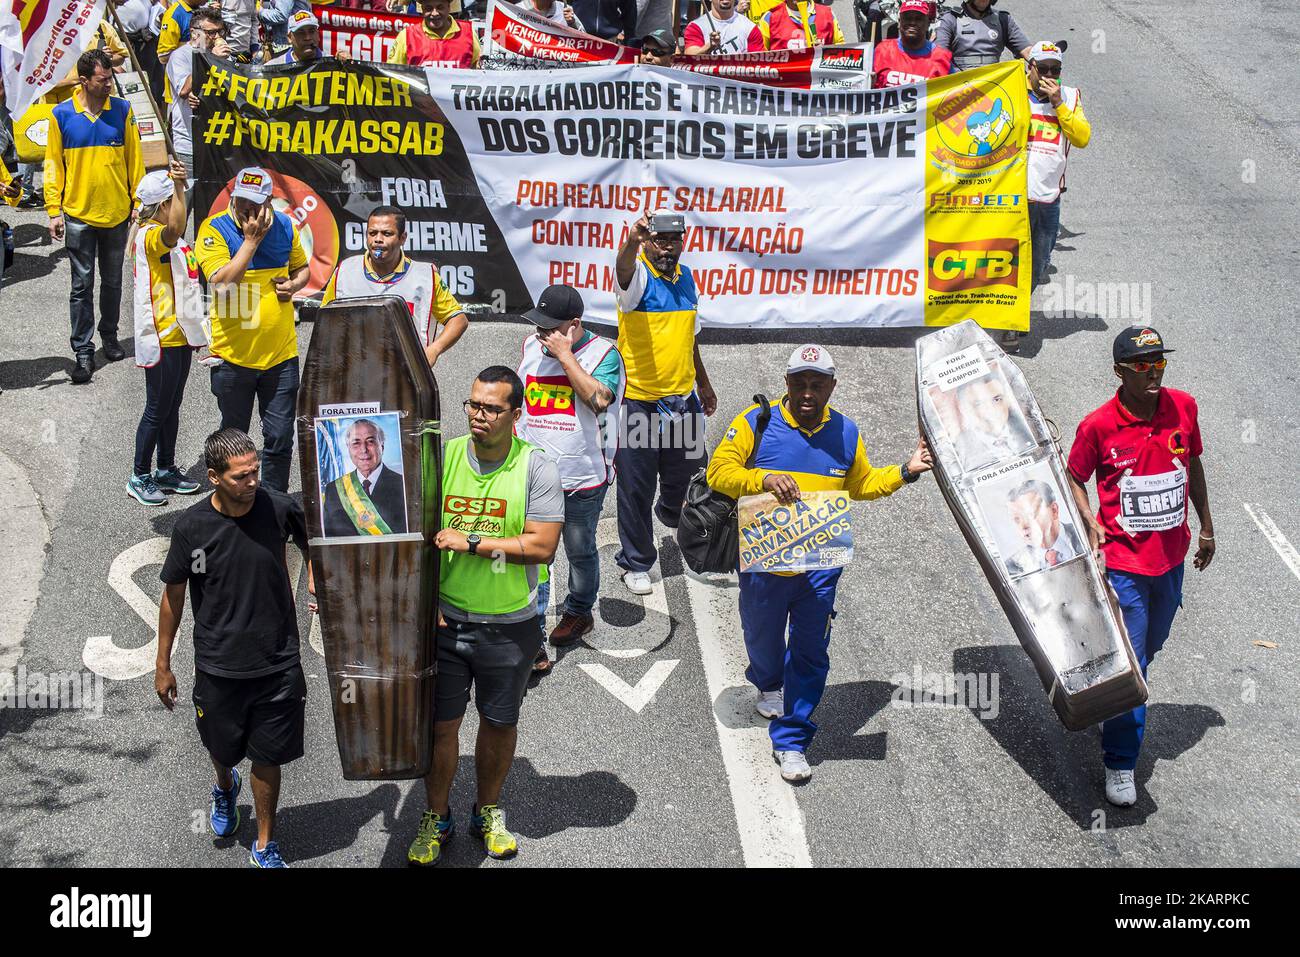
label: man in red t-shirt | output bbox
[1066,326,1216,808]
[871,0,952,88]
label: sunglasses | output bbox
[1034,63,1062,77]
[1118,358,1167,373]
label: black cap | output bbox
[524,284,584,330]
[641,29,675,53]
[1113,325,1175,362]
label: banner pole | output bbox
[106,3,176,157]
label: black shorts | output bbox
[434,616,545,726]
[193,664,307,768]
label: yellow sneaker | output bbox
[407,809,454,867]
[471,804,518,859]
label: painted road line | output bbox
[683,567,813,868]
[0,450,50,698]
[1244,503,1300,583]
[85,537,170,680]
[577,660,681,713]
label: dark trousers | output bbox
[209,356,300,492]
[614,397,707,573]
[134,346,193,476]
[65,215,130,357]
[1029,199,1062,289]
[125,30,167,108]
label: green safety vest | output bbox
[439,434,537,616]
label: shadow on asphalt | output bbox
[953,644,1225,829]
[809,680,894,765]
[250,756,637,867]
[0,355,74,390]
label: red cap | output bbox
[899,0,933,16]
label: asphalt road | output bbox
[0,0,1296,868]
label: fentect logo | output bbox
[49,888,151,938]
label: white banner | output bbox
[1,0,106,119]
[431,63,936,328]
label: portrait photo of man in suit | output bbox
[1002,478,1083,578]
[321,417,408,537]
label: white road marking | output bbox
[1244,503,1300,583]
[577,660,681,713]
[85,538,322,681]
[683,568,813,868]
[84,537,170,680]
[0,450,49,699]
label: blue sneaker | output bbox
[154,467,201,494]
[126,473,166,506]
[249,839,288,868]
[210,767,241,837]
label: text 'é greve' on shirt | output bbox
[44,93,144,228]
[707,396,905,502]
[160,487,309,679]
[195,208,307,370]
[1067,387,1203,577]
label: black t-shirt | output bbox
[160,487,309,679]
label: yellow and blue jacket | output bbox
[44,92,143,228]
[707,396,905,501]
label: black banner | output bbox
[193,52,529,311]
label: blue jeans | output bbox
[65,215,130,357]
[209,356,300,492]
[739,568,841,753]
[1029,199,1062,289]
[1102,563,1185,770]
[134,345,193,475]
[537,483,609,619]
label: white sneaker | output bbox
[1104,768,1137,807]
[774,750,811,783]
[756,689,784,719]
[621,570,653,595]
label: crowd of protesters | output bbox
[0,2,1203,873]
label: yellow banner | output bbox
[923,62,1032,332]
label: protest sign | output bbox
[1,0,106,118]
[737,490,854,573]
[314,4,422,62]
[194,54,1030,328]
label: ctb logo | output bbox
[928,238,1019,291]
[525,375,576,416]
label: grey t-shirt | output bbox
[935,7,1029,68]
[441,441,564,624]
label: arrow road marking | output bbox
[577,660,680,713]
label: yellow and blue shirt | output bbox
[44,92,144,228]
[158,0,199,101]
[707,396,904,501]
[195,208,307,370]
[141,223,195,346]
[615,252,700,402]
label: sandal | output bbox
[533,646,553,675]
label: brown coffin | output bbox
[296,295,441,779]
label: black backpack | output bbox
[676,395,773,575]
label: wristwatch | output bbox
[900,464,920,484]
[466,534,482,555]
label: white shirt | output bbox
[222,0,258,55]
[354,463,385,492]
[166,46,194,155]
[115,0,154,34]
[525,1,584,31]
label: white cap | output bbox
[231,167,273,203]
[787,344,834,376]
[135,169,175,205]
[288,9,319,32]
[1028,41,1064,63]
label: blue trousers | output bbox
[1029,199,1062,289]
[1102,563,1185,770]
[739,568,840,753]
[536,482,609,619]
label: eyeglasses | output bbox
[199,27,227,38]
[463,400,509,420]
[1118,358,1167,373]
